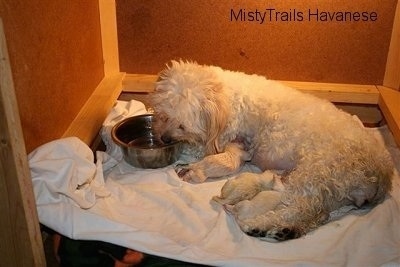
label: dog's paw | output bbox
[175,164,190,176]
[238,217,302,242]
[245,226,301,242]
[264,227,301,241]
[246,227,267,238]
[175,164,207,183]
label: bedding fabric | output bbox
[30,100,400,267]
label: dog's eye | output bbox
[178,124,185,131]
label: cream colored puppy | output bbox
[224,190,282,222]
[212,171,284,205]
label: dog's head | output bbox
[151,60,229,155]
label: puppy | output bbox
[212,171,284,205]
[151,60,393,241]
[224,190,282,222]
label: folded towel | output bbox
[29,137,110,209]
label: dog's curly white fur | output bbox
[151,60,394,241]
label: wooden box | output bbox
[0,1,399,265]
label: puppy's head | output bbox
[151,60,229,155]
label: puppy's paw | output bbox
[212,196,229,205]
[272,174,285,192]
[222,204,235,214]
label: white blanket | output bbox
[30,100,400,267]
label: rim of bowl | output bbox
[111,114,180,149]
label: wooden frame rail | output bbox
[0,18,45,267]
[121,73,399,147]
[123,73,381,104]
[378,86,400,146]
[62,72,124,146]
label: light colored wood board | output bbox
[122,74,379,104]
[0,18,45,267]
[99,0,120,76]
[281,81,379,104]
[119,92,153,108]
[378,86,400,147]
[63,73,125,145]
[120,92,382,126]
[384,1,400,90]
[123,73,158,93]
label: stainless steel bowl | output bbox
[111,114,181,168]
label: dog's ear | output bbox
[201,82,229,155]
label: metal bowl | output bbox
[111,114,181,168]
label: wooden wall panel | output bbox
[0,0,104,153]
[117,0,397,85]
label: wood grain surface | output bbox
[116,0,397,85]
[0,1,104,152]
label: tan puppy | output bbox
[212,171,284,205]
[224,190,282,221]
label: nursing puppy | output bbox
[212,171,284,205]
[151,60,393,241]
[224,190,283,223]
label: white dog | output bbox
[151,60,393,241]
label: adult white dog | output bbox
[151,60,393,241]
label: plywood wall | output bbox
[116,0,397,85]
[0,1,104,153]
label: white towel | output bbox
[29,137,110,209]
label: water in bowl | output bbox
[128,136,165,148]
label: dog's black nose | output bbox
[161,134,172,144]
